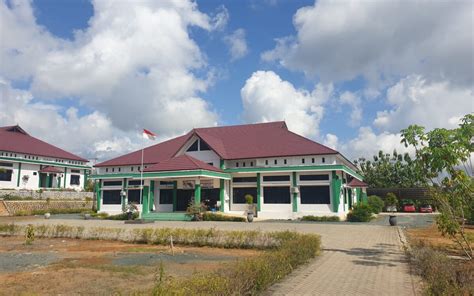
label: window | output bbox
[103,190,122,204]
[70,170,80,174]
[243,162,246,167]
[233,177,257,183]
[0,162,13,167]
[131,167,134,172]
[284,159,287,165]
[200,140,211,151]
[118,168,121,172]
[33,172,37,176]
[106,168,109,172]
[299,174,330,181]
[0,169,12,181]
[127,189,141,204]
[236,162,239,167]
[312,158,315,164]
[263,187,290,204]
[187,140,199,152]
[302,158,305,164]
[103,180,122,186]
[159,189,173,204]
[265,160,268,165]
[250,162,253,167]
[112,168,115,172]
[300,186,330,204]
[274,159,277,165]
[322,157,326,163]
[232,187,257,204]
[207,162,213,166]
[70,175,80,185]
[263,175,290,182]
[160,181,175,187]
[128,180,144,186]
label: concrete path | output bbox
[1,217,418,295]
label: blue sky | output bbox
[1,0,472,161]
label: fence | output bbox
[367,187,432,204]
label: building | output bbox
[0,125,91,190]
[92,121,368,220]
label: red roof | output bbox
[144,154,222,173]
[347,179,368,187]
[39,166,64,173]
[0,125,88,162]
[96,121,339,167]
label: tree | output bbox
[354,150,427,188]
[401,114,473,259]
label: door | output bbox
[176,189,194,211]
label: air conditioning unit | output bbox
[291,186,299,194]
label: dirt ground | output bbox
[0,236,259,295]
[406,224,474,256]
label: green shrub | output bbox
[347,203,374,222]
[367,195,384,214]
[202,212,246,222]
[105,212,139,220]
[301,215,340,222]
[25,224,35,245]
[384,192,399,208]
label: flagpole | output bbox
[140,147,144,218]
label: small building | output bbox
[0,125,91,191]
[92,121,367,219]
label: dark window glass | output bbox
[284,159,287,164]
[243,162,246,167]
[263,175,290,182]
[187,140,199,152]
[131,167,134,171]
[300,186,330,204]
[103,180,122,186]
[106,168,108,172]
[70,175,80,185]
[103,190,122,204]
[207,162,213,166]
[274,159,277,165]
[299,174,330,181]
[233,177,257,183]
[236,162,239,167]
[159,189,173,204]
[302,158,305,164]
[71,169,80,173]
[312,158,315,163]
[0,169,13,181]
[128,180,144,186]
[160,181,175,186]
[200,140,211,151]
[112,168,115,172]
[127,189,141,204]
[232,187,257,204]
[322,157,326,163]
[118,168,121,172]
[250,162,253,166]
[265,160,268,165]
[263,187,290,204]
[0,162,13,167]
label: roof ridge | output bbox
[195,121,286,131]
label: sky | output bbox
[0,0,473,162]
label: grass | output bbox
[300,215,340,222]
[15,208,93,216]
[202,212,246,222]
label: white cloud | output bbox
[263,0,473,87]
[323,133,339,150]
[1,0,219,142]
[211,5,229,31]
[339,91,362,127]
[223,28,249,61]
[241,70,333,138]
[374,75,473,133]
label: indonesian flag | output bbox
[142,129,157,140]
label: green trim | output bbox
[172,181,177,212]
[95,179,102,211]
[219,179,225,212]
[142,186,150,215]
[331,171,342,213]
[292,172,298,212]
[356,188,361,203]
[149,180,155,212]
[16,162,22,187]
[90,169,232,180]
[0,156,90,169]
[38,165,42,188]
[194,183,201,205]
[256,173,261,212]
[220,159,226,170]
[63,168,67,188]
[225,164,363,180]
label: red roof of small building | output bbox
[96,121,339,167]
[39,166,64,173]
[0,125,88,162]
[144,154,223,173]
[347,179,368,187]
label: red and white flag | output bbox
[142,129,157,140]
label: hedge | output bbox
[202,212,246,222]
[301,215,340,222]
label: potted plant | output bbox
[124,203,138,220]
[245,194,255,222]
[385,192,398,226]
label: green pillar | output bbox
[331,171,342,212]
[95,180,102,211]
[194,183,201,205]
[38,165,43,188]
[46,174,51,188]
[219,179,225,212]
[149,181,155,212]
[142,186,150,215]
[256,173,261,212]
[16,162,22,187]
[172,181,177,212]
[356,188,361,203]
[121,178,127,212]
[63,167,67,188]
[292,172,298,212]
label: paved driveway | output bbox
[3,217,419,295]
